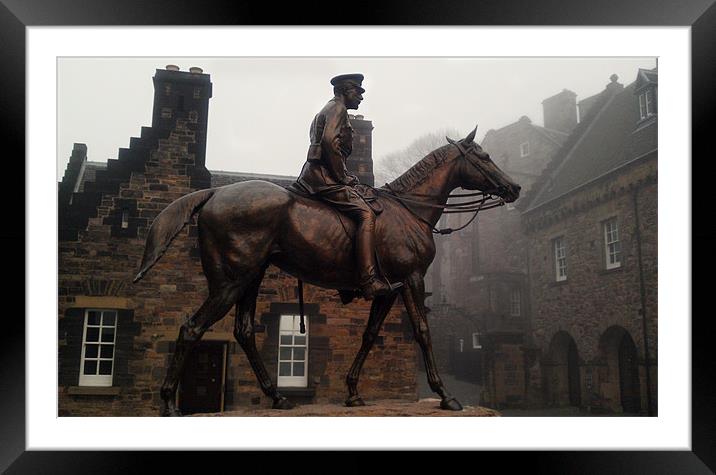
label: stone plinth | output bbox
[190,398,500,417]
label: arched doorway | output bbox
[599,326,641,414]
[567,338,581,407]
[618,333,641,413]
[546,331,581,407]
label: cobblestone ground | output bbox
[417,370,482,407]
[418,370,633,417]
[500,407,632,417]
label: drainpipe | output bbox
[632,187,654,416]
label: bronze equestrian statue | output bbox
[133,83,521,417]
[291,73,401,300]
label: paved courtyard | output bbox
[418,370,633,416]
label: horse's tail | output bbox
[133,188,216,283]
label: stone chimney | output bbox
[542,89,578,134]
[347,115,375,186]
[151,66,213,188]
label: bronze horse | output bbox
[134,127,520,416]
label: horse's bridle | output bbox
[452,140,506,196]
[380,142,506,235]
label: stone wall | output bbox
[481,341,526,409]
[523,155,657,413]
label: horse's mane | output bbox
[384,144,454,193]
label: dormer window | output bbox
[638,88,656,120]
[634,68,658,123]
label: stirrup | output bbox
[362,278,402,300]
[387,281,404,292]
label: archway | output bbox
[545,331,581,407]
[599,326,641,414]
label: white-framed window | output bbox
[458,338,464,353]
[604,218,622,269]
[277,315,308,387]
[193,87,201,99]
[472,332,482,349]
[520,141,530,157]
[554,236,567,281]
[510,288,521,316]
[639,88,656,120]
[79,309,117,387]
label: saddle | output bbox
[287,182,388,305]
[287,182,383,214]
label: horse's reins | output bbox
[295,142,505,333]
[380,142,506,235]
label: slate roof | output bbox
[533,125,570,147]
[210,170,296,188]
[522,71,657,212]
[76,162,296,190]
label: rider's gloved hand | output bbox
[344,175,360,186]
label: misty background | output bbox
[57,57,656,182]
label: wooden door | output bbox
[567,339,581,407]
[179,341,226,415]
[618,335,641,413]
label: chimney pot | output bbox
[189,67,203,74]
[166,65,180,71]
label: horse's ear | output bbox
[465,126,477,144]
[446,136,456,144]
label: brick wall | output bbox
[58,119,417,416]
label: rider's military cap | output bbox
[330,73,365,93]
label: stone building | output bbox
[426,90,573,408]
[426,69,657,415]
[520,69,658,415]
[57,66,417,416]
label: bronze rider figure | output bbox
[291,73,402,300]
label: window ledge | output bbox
[600,266,624,275]
[549,279,568,287]
[634,115,657,132]
[67,386,121,396]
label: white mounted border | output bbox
[28,26,690,450]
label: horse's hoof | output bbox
[440,397,463,411]
[273,397,295,410]
[345,395,366,407]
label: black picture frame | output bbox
[4,0,713,472]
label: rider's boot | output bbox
[356,215,403,300]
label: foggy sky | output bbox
[57,57,656,179]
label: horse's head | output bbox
[447,127,521,203]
